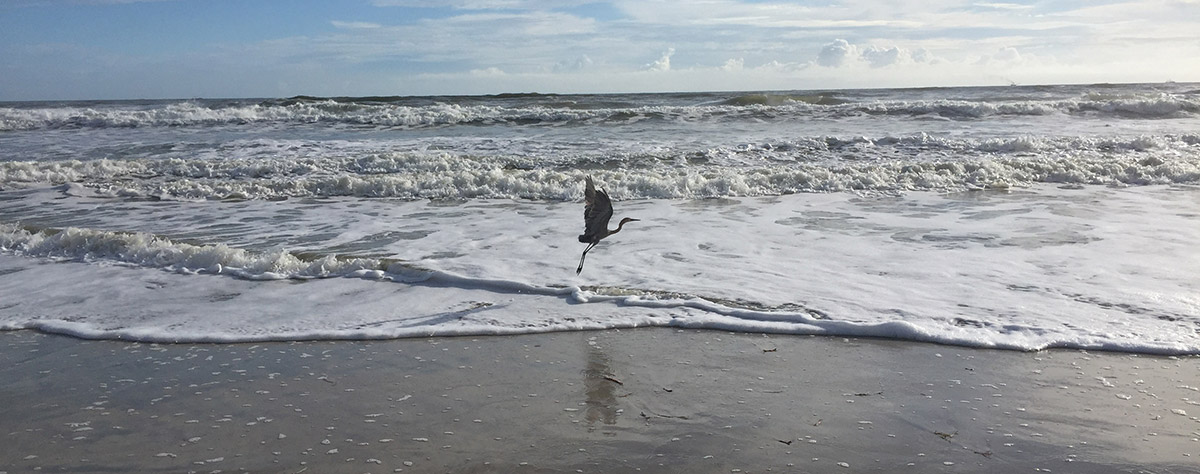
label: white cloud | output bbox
[331,21,382,29]
[861,45,902,68]
[280,10,603,70]
[814,39,944,69]
[817,39,857,68]
[615,0,922,29]
[753,60,794,72]
[992,46,1022,63]
[967,45,1027,67]
[973,2,1035,10]
[194,2,1200,93]
[436,12,597,36]
[470,67,506,76]
[371,0,596,9]
[554,55,594,72]
[645,48,675,71]
[6,0,1200,100]
[911,48,935,63]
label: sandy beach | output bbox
[1,329,1197,473]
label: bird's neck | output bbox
[609,220,627,235]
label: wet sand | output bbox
[1,328,1197,473]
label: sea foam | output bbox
[2,186,1197,353]
[2,134,1198,200]
[1,223,382,280]
[3,91,1197,131]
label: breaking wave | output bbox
[2,133,1197,200]
[0,222,385,280]
[3,92,1198,131]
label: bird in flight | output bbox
[577,176,638,274]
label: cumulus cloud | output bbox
[973,46,1024,66]
[554,55,594,72]
[973,2,1034,10]
[817,39,857,67]
[755,60,793,72]
[992,46,1022,63]
[720,57,744,72]
[816,39,941,68]
[646,48,675,71]
[861,45,902,68]
[911,48,935,64]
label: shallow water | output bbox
[1,184,1196,353]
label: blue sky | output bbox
[2,0,1199,100]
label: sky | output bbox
[2,0,1199,100]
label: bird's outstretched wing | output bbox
[582,176,613,240]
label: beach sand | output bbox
[1,328,1197,473]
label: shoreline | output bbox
[2,328,1197,473]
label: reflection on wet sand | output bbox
[582,336,620,430]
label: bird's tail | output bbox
[578,234,589,243]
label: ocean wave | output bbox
[2,138,1197,200]
[3,219,1196,354]
[0,222,584,304]
[0,222,811,312]
[718,93,848,106]
[0,100,598,131]
[4,91,1197,130]
[0,222,822,321]
[0,223,386,280]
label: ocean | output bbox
[1,83,1198,353]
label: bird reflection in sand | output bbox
[582,337,621,430]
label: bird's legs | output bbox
[576,242,597,274]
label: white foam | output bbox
[3,90,1197,131]
[0,101,599,131]
[2,135,1198,200]
[0,223,381,280]
[2,185,1197,354]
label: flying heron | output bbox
[577,176,638,274]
